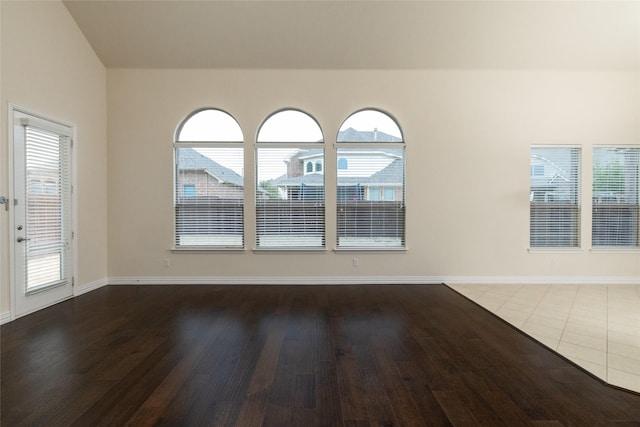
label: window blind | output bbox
[336,110,405,249]
[592,147,639,247]
[24,125,71,292]
[336,148,405,248]
[530,147,581,248]
[174,147,244,247]
[174,109,245,248]
[255,110,325,249]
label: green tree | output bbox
[593,160,624,194]
[258,181,279,199]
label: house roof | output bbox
[336,158,404,186]
[273,173,325,187]
[368,158,404,184]
[177,147,244,187]
[273,159,404,187]
[530,151,573,190]
[338,127,402,143]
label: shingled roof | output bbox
[337,127,402,143]
[272,172,325,186]
[177,147,243,187]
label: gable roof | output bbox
[177,147,244,187]
[271,173,325,187]
[368,158,404,184]
[530,151,572,190]
[338,127,402,143]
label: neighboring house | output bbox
[176,147,250,199]
[175,147,250,246]
[269,128,404,200]
[530,151,577,203]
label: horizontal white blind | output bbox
[592,147,639,247]
[336,147,405,248]
[24,125,71,292]
[175,147,244,247]
[255,148,325,248]
[530,147,581,247]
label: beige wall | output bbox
[107,69,640,281]
[1,1,108,314]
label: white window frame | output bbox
[592,146,640,249]
[529,146,581,249]
[173,108,245,250]
[336,109,406,250]
[255,109,325,250]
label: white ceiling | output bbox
[63,0,640,70]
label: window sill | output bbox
[171,247,246,253]
[589,247,640,253]
[253,247,328,253]
[527,247,584,253]
[334,247,407,253]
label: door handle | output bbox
[17,237,31,243]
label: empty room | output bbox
[1,0,639,425]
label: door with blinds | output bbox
[12,109,73,317]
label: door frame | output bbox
[8,103,78,320]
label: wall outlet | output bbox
[163,258,170,267]
[352,258,359,267]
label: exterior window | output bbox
[183,184,196,197]
[174,108,244,248]
[44,180,57,194]
[592,147,639,247]
[30,180,43,195]
[530,147,581,248]
[531,165,544,176]
[256,109,324,248]
[337,109,405,248]
[315,161,322,172]
[369,187,381,201]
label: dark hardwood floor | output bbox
[2,284,639,426]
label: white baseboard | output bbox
[74,278,108,296]
[0,311,12,325]
[108,276,440,286]
[108,276,639,286]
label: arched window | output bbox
[174,108,244,248]
[256,109,325,249]
[336,109,405,248]
[315,161,322,172]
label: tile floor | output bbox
[449,283,640,394]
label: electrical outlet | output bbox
[352,258,359,267]
[163,258,170,267]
